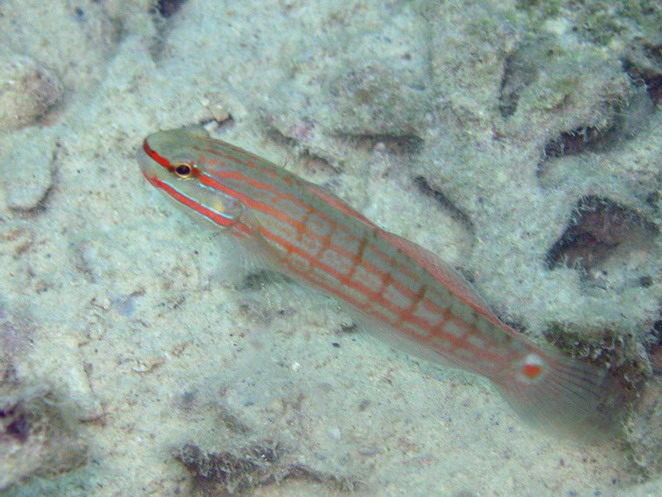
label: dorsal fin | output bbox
[377,230,489,312]
[303,183,378,228]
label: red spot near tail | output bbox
[522,363,543,379]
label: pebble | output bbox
[0,50,62,132]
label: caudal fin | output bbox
[495,353,629,441]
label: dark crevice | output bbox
[497,54,518,117]
[623,56,662,105]
[646,191,660,211]
[413,176,474,232]
[542,125,615,158]
[543,325,645,393]
[6,414,30,442]
[148,0,190,60]
[539,84,654,165]
[496,36,548,119]
[264,126,342,179]
[545,196,658,278]
[497,51,536,118]
[650,316,662,376]
[151,0,189,18]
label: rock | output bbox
[0,51,63,132]
[0,386,88,491]
[625,374,662,475]
[321,64,432,138]
[0,1,117,92]
[2,138,55,211]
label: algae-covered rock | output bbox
[0,1,117,91]
[502,35,632,141]
[174,441,360,495]
[625,376,662,475]
[423,0,521,123]
[0,387,87,491]
[0,51,62,132]
[321,64,432,138]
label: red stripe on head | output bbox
[150,176,237,230]
[143,139,173,170]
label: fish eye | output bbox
[173,161,194,178]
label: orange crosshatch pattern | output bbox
[138,128,625,437]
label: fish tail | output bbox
[495,352,628,440]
